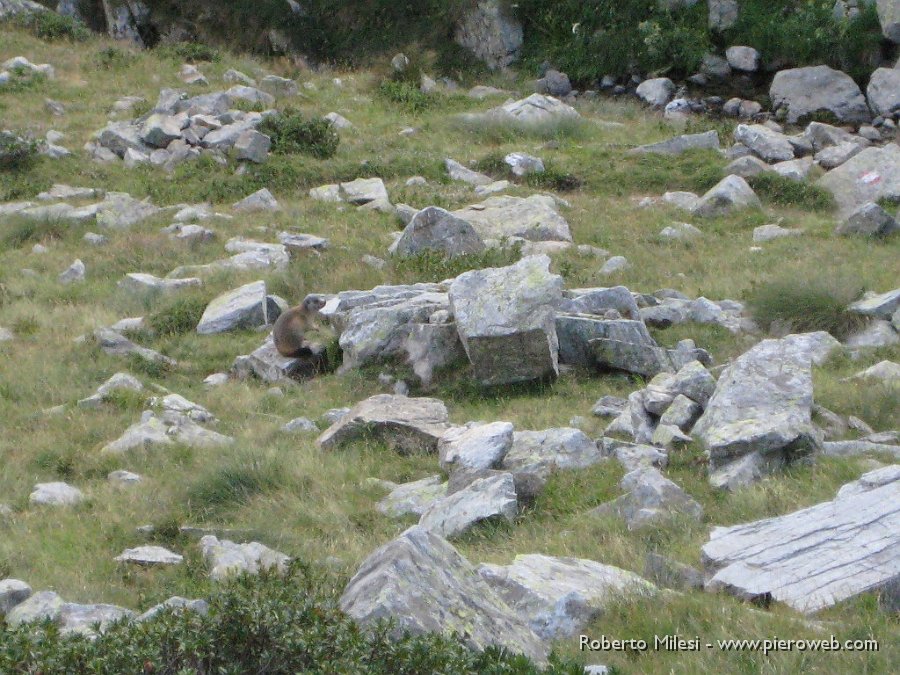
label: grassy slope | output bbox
[0,27,898,673]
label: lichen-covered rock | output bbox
[317,394,451,454]
[734,124,794,163]
[817,144,900,217]
[439,421,514,472]
[340,526,547,665]
[450,255,563,386]
[199,535,290,581]
[196,280,269,334]
[836,203,899,237]
[419,472,517,538]
[500,428,603,501]
[691,175,761,217]
[693,333,839,489]
[877,0,900,42]
[589,319,673,377]
[29,482,84,507]
[477,554,655,640]
[849,288,900,320]
[452,195,572,243]
[394,206,485,257]
[376,476,447,518]
[474,93,580,126]
[454,0,523,69]
[95,328,177,367]
[0,579,32,615]
[770,65,871,124]
[702,465,900,613]
[591,467,703,529]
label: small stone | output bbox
[115,545,183,566]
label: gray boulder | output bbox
[836,202,899,237]
[708,0,739,30]
[376,476,447,518]
[29,482,84,506]
[702,465,900,613]
[477,93,580,126]
[500,428,603,501]
[504,152,544,176]
[877,0,900,42]
[233,188,279,212]
[119,273,201,295]
[115,545,184,566]
[340,178,388,205]
[725,155,771,178]
[259,75,298,98]
[849,288,900,319]
[770,65,871,125]
[449,255,563,386]
[141,114,182,148]
[231,336,329,383]
[815,141,863,169]
[535,70,572,97]
[394,206,485,257]
[589,319,673,377]
[233,130,271,163]
[138,597,209,622]
[419,473,518,538]
[0,579,32,615]
[817,143,900,217]
[726,45,759,72]
[734,124,795,163]
[196,280,269,334]
[454,0,523,69]
[340,526,547,664]
[477,554,654,640]
[636,78,675,107]
[631,130,720,156]
[452,195,572,243]
[439,421,514,472]
[693,333,839,490]
[317,394,451,454]
[95,328,176,368]
[691,175,761,217]
[5,591,64,627]
[200,535,290,581]
[591,467,703,529]
[867,67,900,117]
[445,158,493,186]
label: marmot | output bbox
[273,294,327,357]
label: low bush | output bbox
[14,10,90,41]
[0,131,39,171]
[377,78,439,114]
[0,565,579,673]
[259,109,340,159]
[92,46,137,70]
[747,173,834,212]
[146,294,209,336]
[156,41,221,63]
[746,275,867,339]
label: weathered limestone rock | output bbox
[376,476,447,518]
[29,482,84,506]
[419,473,518,538]
[631,130,720,156]
[394,206,485,257]
[477,554,654,640]
[340,526,547,664]
[772,158,814,182]
[844,320,900,349]
[770,65,871,124]
[454,0,523,69]
[452,195,572,243]
[691,175,761,217]
[115,545,184,566]
[199,536,290,581]
[500,428,603,501]
[591,467,703,529]
[196,280,269,334]
[450,256,563,386]
[0,579,32,615]
[404,321,468,386]
[340,178,388,205]
[693,333,839,490]
[734,124,795,163]
[822,440,900,460]
[589,319,673,377]
[439,421,514,472]
[317,394,451,454]
[259,75,298,98]
[702,465,900,613]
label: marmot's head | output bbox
[302,294,327,313]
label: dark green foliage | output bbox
[377,79,440,114]
[0,131,39,172]
[747,173,834,212]
[259,109,340,159]
[392,247,523,284]
[92,46,137,70]
[746,275,867,339]
[725,0,883,84]
[13,10,90,41]
[146,293,209,336]
[0,565,580,673]
[185,454,285,519]
[156,41,221,63]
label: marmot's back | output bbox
[272,295,327,358]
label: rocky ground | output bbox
[0,21,898,674]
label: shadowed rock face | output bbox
[340,526,548,665]
[770,65,871,125]
[316,394,451,454]
[702,465,900,613]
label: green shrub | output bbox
[0,565,578,673]
[377,79,439,114]
[157,41,221,62]
[259,109,340,159]
[92,46,137,70]
[0,131,39,172]
[15,10,90,41]
[146,294,209,336]
[746,275,867,339]
[747,173,834,212]
[186,454,285,518]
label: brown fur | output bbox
[273,294,327,357]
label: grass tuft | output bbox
[747,173,835,211]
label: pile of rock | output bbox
[86,85,287,169]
